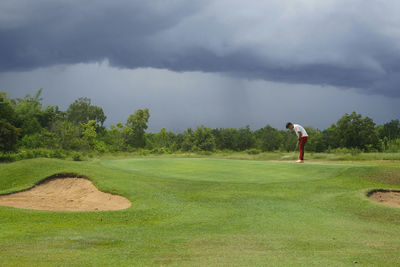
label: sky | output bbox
[1,0,399,132]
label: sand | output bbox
[0,177,131,211]
[369,190,400,208]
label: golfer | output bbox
[286,122,308,163]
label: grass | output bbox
[96,150,400,162]
[0,157,400,266]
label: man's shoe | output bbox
[295,160,304,163]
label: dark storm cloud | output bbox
[1,0,400,96]
[2,64,398,131]
[0,0,200,69]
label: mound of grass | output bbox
[0,158,399,266]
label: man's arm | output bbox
[297,131,303,140]
[296,131,302,148]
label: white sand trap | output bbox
[0,176,131,211]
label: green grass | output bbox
[0,157,400,266]
[96,150,400,162]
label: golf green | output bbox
[0,158,399,266]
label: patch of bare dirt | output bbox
[368,189,400,208]
[0,175,131,211]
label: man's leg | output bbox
[299,137,308,160]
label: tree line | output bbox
[1,89,400,157]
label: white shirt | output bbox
[293,124,308,137]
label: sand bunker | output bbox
[368,189,400,208]
[0,174,131,211]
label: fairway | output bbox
[1,158,400,266]
[102,158,352,183]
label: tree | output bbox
[254,125,282,151]
[153,127,175,149]
[236,126,255,151]
[278,129,297,152]
[335,112,379,151]
[37,105,65,129]
[105,123,126,151]
[14,89,44,137]
[50,120,83,150]
[81,120,97,150]
[377,119,400,152]
[212,128,239,151]
[0,92,16,124]
[321,124,338,150]
[180,128,195,151]
[379,119,400,141]
[125,108,150,148]
[0,92,19,153]
[303,127,326,152]
[192,126,216,151]
[0,121,19,153]
[67,97,107,126]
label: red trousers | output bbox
[299,137,308,160]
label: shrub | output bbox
[150,147,168,154]
[138,149,150,156]
[198,150,213,156]
[50,149,67,159]
[382,138,400,152]
[328,147,361,155]
[245,148,262,155]
[0,153,17,162]
[32,148,49,158]
[72,152,84,161]
[94,140,108,153]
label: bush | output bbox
[327,147,361,155]
[72,152,84,161]
[138,149,150,156]
[94,140,109,153]
[22,150,35,159]
[0,153,17,162]
[0,148,69,162]
[382,138,400,152]
[245,148,262,155]
[32,148,49,158]
[198,150,213,156]
[50,149,67,159]
[150,147,168,154]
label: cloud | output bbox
[1,62,399,131]
[1,0,400,96]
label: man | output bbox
[286,122,308,163]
